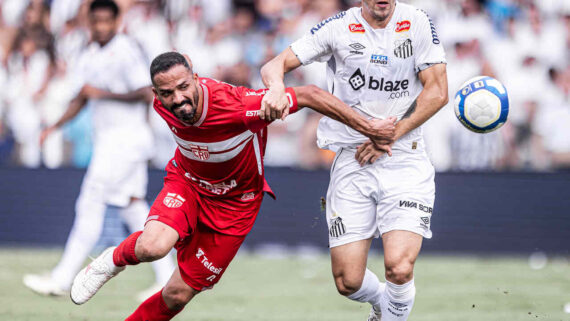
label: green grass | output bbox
[1,248,569,321]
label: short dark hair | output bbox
[150,52,192,84]
[89,0,120,18]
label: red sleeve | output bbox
[240,87,299,133]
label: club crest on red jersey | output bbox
[190,144,210,160]
[395,20,411,32]
[163,193,185,208]
[349,23,365,33]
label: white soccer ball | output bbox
[453,76,509,133]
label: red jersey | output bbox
[152,77,298,235]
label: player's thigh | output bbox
[330,238,373,281]
[381,230,423,279]
[376,156,435,239]
[326,149,380,248]
[176,224,246,292]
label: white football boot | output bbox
[70,246,125,305]
[367,306,382,321]
[23,273,69,296]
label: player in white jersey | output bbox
[23,0,174,301]
[261,1,448,320]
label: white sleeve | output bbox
[290,12,345,65]
[413,9,446,73]
[68,53,88,98]
[121,38,152,90]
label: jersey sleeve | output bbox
[121,38,152,90]
[412,9,446,73]
[68,53,88,98]
[240,87,299,133]
[289,12,346,65]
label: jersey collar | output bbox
[193,81,209,127]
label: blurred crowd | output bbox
[0,0,568,171]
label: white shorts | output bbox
[79,147,148,207]
[326,148,435,248]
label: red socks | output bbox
[125,290,182,321]
[113,231,143,267]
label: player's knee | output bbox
[385,261,414,284]
[162,285,199,310]
[334,274,363,297]
[135,236,171,262]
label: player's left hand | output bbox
[355,140,392,166]
[80,85,107,100]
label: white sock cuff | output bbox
[385,278,416,302]
[347,269,381,301]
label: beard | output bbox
[171,90,200,124]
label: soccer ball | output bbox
[453,76,509,133]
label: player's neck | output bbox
[361,5,396,29]
[189,84,204,125]
[96,33,116,47]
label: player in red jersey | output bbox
[70,51,396,320]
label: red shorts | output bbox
[147,162,257,291]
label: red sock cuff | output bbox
[113,231,142,266]
[126,290,182,321]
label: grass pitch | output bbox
[0,248,568,321]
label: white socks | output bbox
[346,270,416,321]
[379,279,416,321]
[347,269,385,308]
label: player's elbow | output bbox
[431,87,448,108]
[440,90,449,106]
[260,56,282,79]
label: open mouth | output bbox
[376,1,389,9]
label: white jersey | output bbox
[71,33,152,160]
[291,2,446,153]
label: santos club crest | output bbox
[163,193,186,208]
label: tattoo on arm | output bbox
[401,98,418,120]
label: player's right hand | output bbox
[39,127,55,146]
[368,117,397,146]
[260,85,290,121]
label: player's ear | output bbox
[151,87,157,97]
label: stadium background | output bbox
[0,0,568,320]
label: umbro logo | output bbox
[349,43,365,50]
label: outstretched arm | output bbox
[260,48,302,121]
[40,93,87,145]
[293,85,396,146]
[80,85,154,104]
